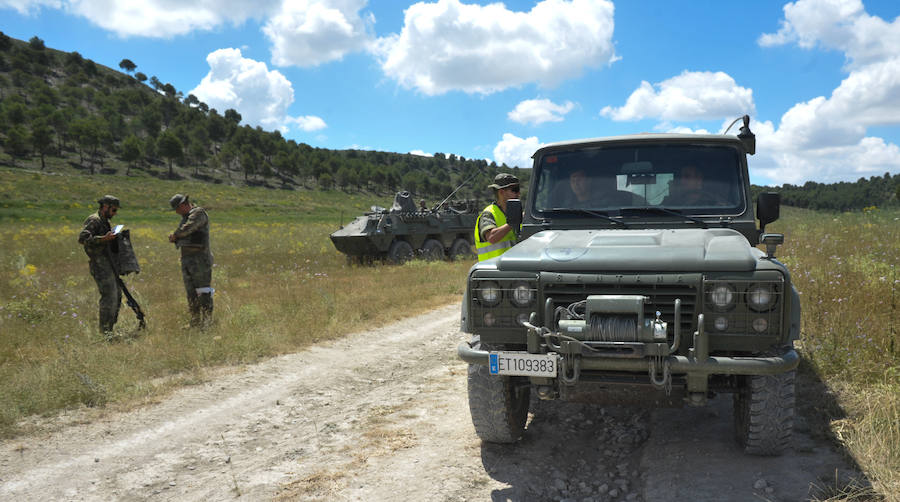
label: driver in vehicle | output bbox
[662,165,722,206]
[555,168,643,208]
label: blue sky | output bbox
[3,0,899,186]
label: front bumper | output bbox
[458,339,798,376]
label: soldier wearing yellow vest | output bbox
[475,173,521,262]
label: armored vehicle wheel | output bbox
[387,240,414,264]
[420,239,445,261]
[467,359,530,443]
[733,370,795,456]
[449,238,474,260]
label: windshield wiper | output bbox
[548,208,628,227]
[621,207,709,228]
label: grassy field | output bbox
[1,168,898,498]
[767,206,900,499]
[0,168,472,435]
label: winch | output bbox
[557,295,667,342]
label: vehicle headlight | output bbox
[510,282,535,307]
[708,284,735,311]
[748,284,777,312]
[477,281,501,307]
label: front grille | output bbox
[540,272,700,337]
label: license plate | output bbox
[489,352,557,377]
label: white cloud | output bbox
[0,0,61,15]
[373,0,617,95]
[508,98,575,126]
[409,150,433,157]
[190,48,325,134]
[752,0,900,184]
[4,0,280,38]
[758,0,900,69]
[287,115,328,131]
[601,71,755,121]
[493,133,543,169]
[263,0,374,67]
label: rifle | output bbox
[105,238,147,329]
[116,275,147,329]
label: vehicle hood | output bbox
[496,228,758,272]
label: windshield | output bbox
[532,143,744,215]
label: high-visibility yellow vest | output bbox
[474,203,516,262]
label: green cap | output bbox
[488,173,519,190]
[169,193,189,210]
[97,195,120,207]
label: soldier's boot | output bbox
[197,293,213,329]
[188,300,203,328]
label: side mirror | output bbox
[506,199,523,236]
[738,115,756,155]
[756,192,780,233]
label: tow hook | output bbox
[649,355,672,395]
[560,354,580,385]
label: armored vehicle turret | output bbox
[330,190,480,264]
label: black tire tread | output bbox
[467,363,529,443]
[387,240,414,264]
[734,370,795,456]
[449,238,474,260]
[420,238,445,261]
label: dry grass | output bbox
[771,206,900,500]
[0,169,471,436]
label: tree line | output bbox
[751,173,899,212]
[0,33,526,203]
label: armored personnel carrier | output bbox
[458,117,801,455]
[330,190,480,264]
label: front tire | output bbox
[467,362,530,443]
[733,370,795,456]
[387,240,414,264]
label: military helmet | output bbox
[97,195,120,207]
[169,193,189,210]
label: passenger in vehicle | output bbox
[662,165,723,206]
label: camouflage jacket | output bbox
[173,206,210,254]
[78,211,112,259]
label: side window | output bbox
[534,167,553,210]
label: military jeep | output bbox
[458,117,800,455]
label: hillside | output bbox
[0,32,525,202]
[2,32,898,211]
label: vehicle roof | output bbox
[533,133,744,157]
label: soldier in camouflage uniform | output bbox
[168,194,213,327]
[78,195,122,336]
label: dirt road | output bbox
[0,304,866,501]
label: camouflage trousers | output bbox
[181,252,213,327]
[89,257,121,335]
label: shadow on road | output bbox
[478,360,881,501]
